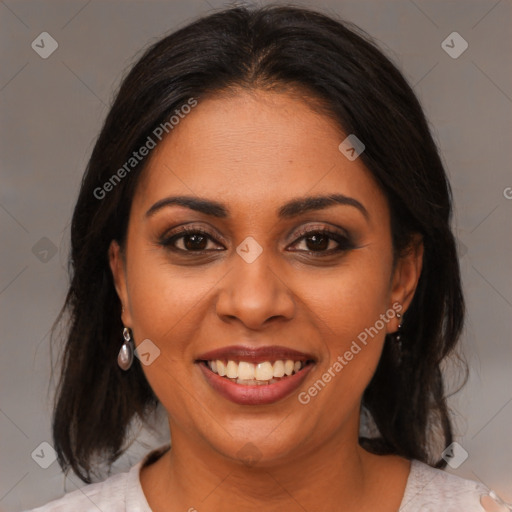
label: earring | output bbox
[395,312,403,342]
[393,312,404,364]
[118,327,134,370]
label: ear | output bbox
[108,240,133,327]
[388,234,424,332]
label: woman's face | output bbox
[110,89,422,466]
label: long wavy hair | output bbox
[51,4,466,483]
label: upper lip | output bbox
[196,345,315,364]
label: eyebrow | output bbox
[145,193,369,221]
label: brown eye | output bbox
[299,233,332,251]
[160,227,223,253]
[290,228,355,255]
[181,232,209,251]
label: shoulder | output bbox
[22,469,132,512]
[400,459,490,512]
[22,445,170,512]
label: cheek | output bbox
[296,266,391,426]
[294,255,393,415]
[124,249,212,420]
[126,248,214,339]
[305,250,394,408]
[300,255,392,349]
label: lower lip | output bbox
[198,362,314,405]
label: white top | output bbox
[24,444,492,511]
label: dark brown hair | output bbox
[51,4,465,483]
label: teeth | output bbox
[255,362,274,380]
[206,358,307,383]
[235,377,282,385]
[273,360,285,377]
[238,361,255,380]
[216,360,226,377]
[284,360,294,376]
[226,360,238,379]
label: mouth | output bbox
[196,345,316,405]
[201,358,312,384]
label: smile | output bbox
[196,345,316,405]
[204,359,306,385]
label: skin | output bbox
[109,89,424,512]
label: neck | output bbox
[140,419,408,512]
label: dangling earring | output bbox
[393,312,404,363]
[395,312,403,343]
[118,327,134,370]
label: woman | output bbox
[25,4,499,511]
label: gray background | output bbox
[1,0,511,510]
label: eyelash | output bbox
[159,225,355,256]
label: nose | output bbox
[215,249,296,331]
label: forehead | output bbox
[133,90,387,221]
